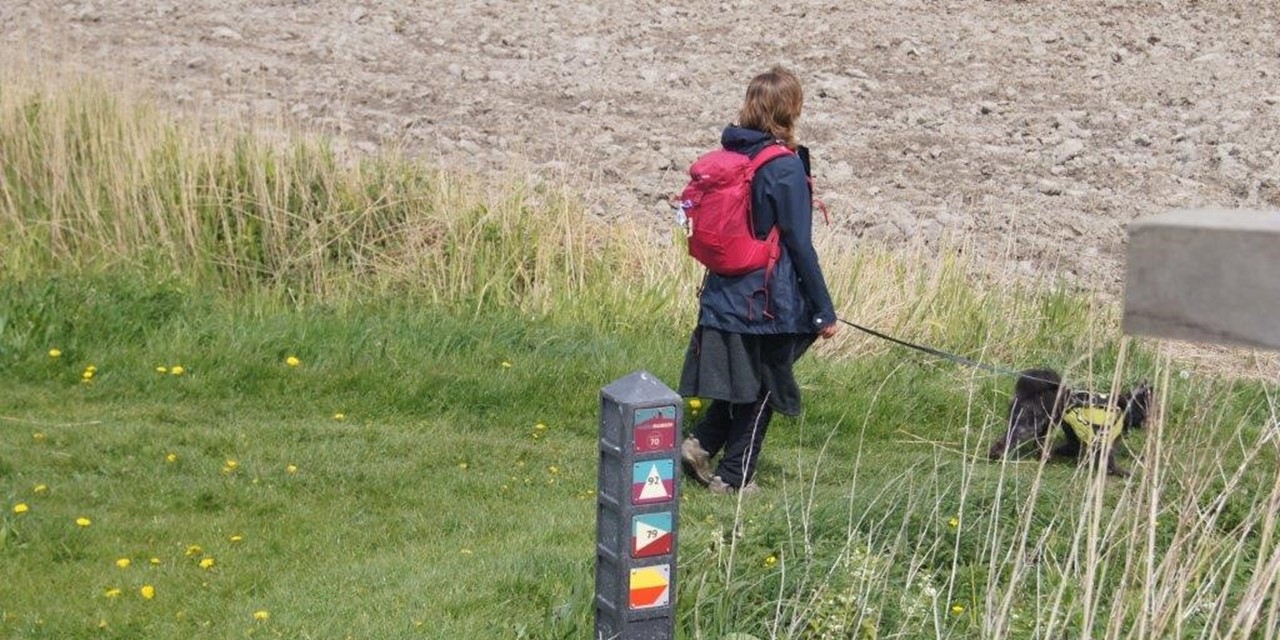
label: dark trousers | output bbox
[690,394,774,488]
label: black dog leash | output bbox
[837,317,1036,381]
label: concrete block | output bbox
[1123,208,1280,350]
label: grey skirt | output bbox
[678,327,816,417]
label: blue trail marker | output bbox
[596,371,681,640]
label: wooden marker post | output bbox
[595,371,681,640]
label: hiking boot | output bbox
[708,475,760,496]
[681,437,714,486]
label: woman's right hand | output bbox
[819,322,839,339]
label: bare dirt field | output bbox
[3,0,1279,291]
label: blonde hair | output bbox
[737,66,804,149]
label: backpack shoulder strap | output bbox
[745,143,794,177]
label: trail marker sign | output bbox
[596,371,681,640]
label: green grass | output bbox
[2,71,1279,639]
[1,279,1276,638]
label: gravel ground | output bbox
[4,0,1279,294]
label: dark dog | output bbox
[988,369,1152,476]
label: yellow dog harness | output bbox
[1062,405,1125,447]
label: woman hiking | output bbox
[679,66,840,495]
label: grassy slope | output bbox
[2,75,1278,639]
[2,279,1274,639]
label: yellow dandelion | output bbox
[501,360,513,369]
[76,517,92,527]
[285,356,300,367]
[333,412,345,421]
[13,503,29,515]
[85,365,97,373]
[32,432,46,442]
[535,422,547,431]
[457,462,469,470]
[548,465,559,474]
[104,588,121,599]
[156,366,168,374]
[951,603,965,615]
[165,453,178,463]
[81,369,94,379]
[286,464,298,474]
[229,534,244,544]
[115,558,131,569]
[198,557,215,570]
[764,554,778,568]
[689,398,703,410]
[150,557,161,565]
[48,348,62,358]
[224,459,239,470]
[170,365,185,376]
[253,610,270,621]
[98,619,108,629]
[34,483,48,494]
[948,516,960,529]
[140,585,155,600]
[185,545,203,557]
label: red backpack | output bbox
[675,144,795,277]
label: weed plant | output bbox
[1,70,1278,638]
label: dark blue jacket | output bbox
[696,126,837,334]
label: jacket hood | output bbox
[721,126,774,155]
